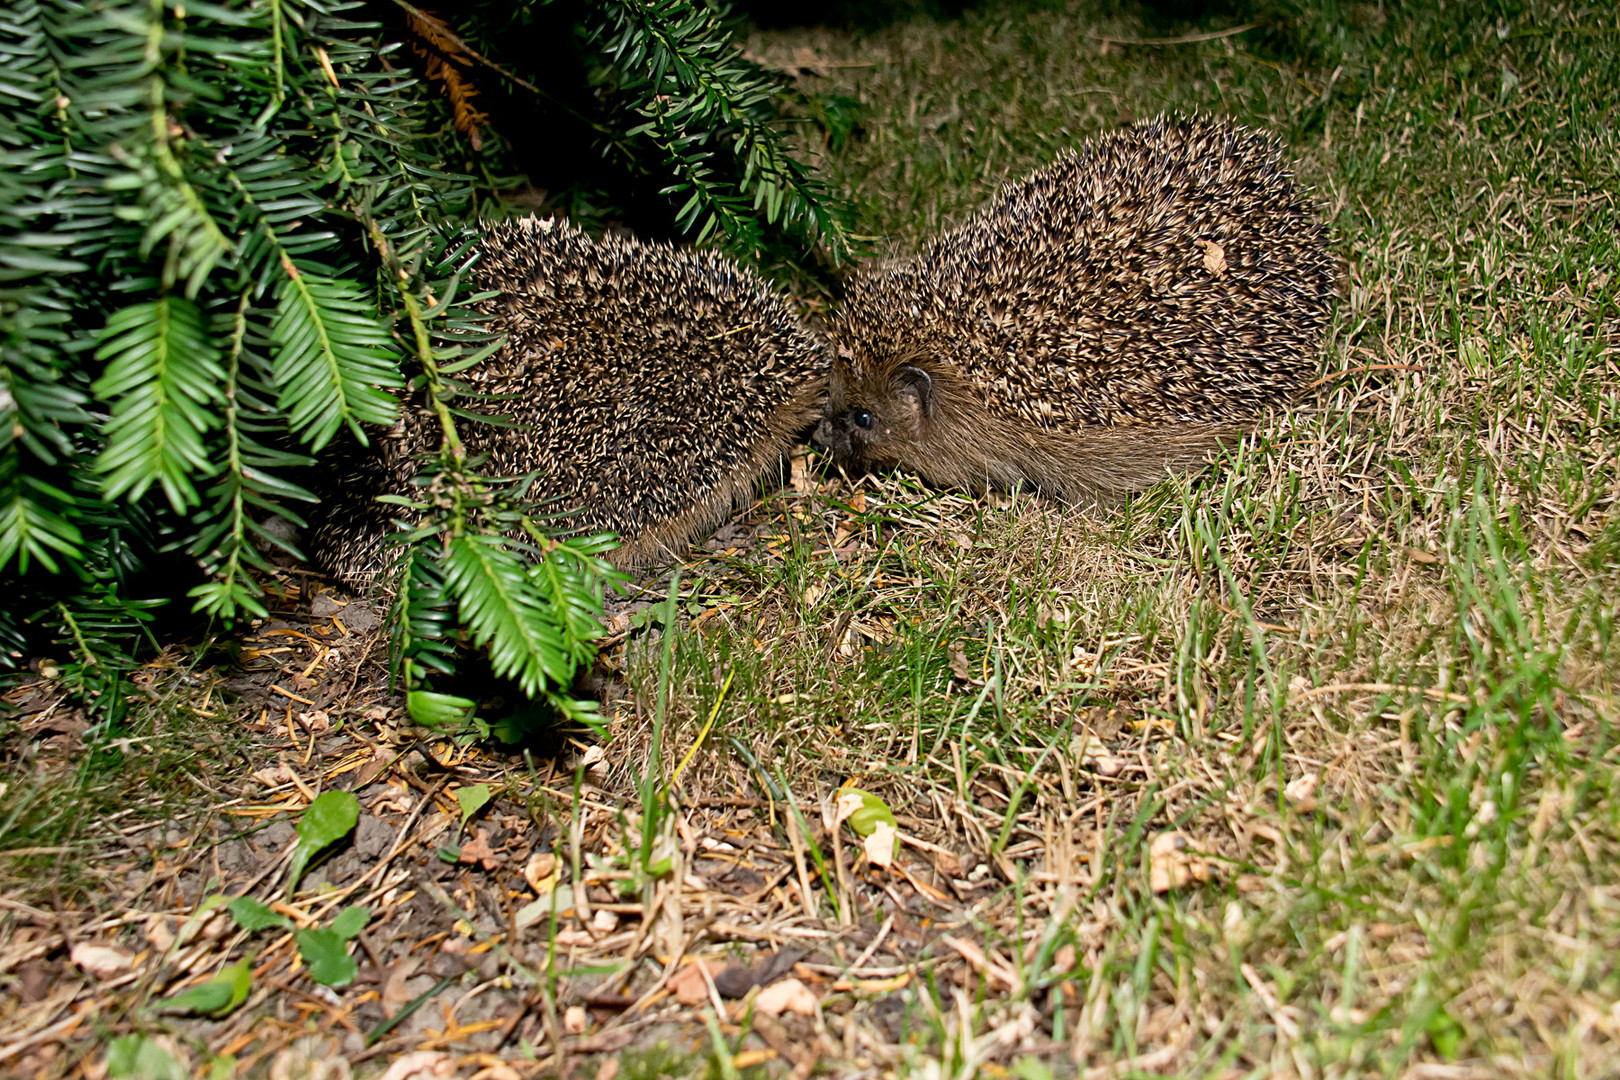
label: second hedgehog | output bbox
[311,217,827,586]
[815,115,1336,496]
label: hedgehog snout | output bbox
[812,415,852,460]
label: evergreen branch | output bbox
[1,0,848,726]
[362,216,466,462]
[0,468,84,575]
[392,547,461,686]
[91,296,225,512]
[590,0,853,261]
[442,531,569,698]
[0,317,90,466]
[270,255,403,450]
[188,291,314,620]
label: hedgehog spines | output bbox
[309,216,829,588]
[815,113,1335,497]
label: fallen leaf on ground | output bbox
[864,820,897,868]
[712,948,805,998]
[1149,831,1211,892]
[355,749,397,788]
[458,828,500,870]
[523,851,558,894]
[668,958,723,1005]
[71,943,134,979]
[296,709,330,732]
[380,955,421,1019]
[755,977,817,1016]
[378,1051,455,1080]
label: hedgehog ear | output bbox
[896,365,934,416]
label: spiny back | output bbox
[310,217,829,585]
[832,114,1335,428]
[459,217,826,551]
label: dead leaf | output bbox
[458,828,500,870]
[833,789,866,827]
[297,709,330,732]
[668,958,722,1005]
[1198,239,1227,275]
[754,977,817,1016]
[523,851,558,894]
[380,956,421,1019]
[864,820,897,869]
[712,948,805,998]
[377,1051,454,1080]
[71,943,133,979]
[1284,772,1319,812]
[145,916,175,953]
[1149,830,1211,893]
[356,749,398,788]
[790,451,813,495]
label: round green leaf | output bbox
[297,927,359,988]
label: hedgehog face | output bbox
[814,354,935,468]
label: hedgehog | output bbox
[813,114,1336,498]
[310,217,828,587]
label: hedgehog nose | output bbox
[811,417,841,456]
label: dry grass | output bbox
[4,1,1619,1077]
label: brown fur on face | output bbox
[814,114,1335,498]
[816,349,1241,498]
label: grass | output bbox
[3,1,1617,1077]
[608,0,1620,1074]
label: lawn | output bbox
[3,1,1618,1077]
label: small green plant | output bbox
[158,957,254,1018]
[286,790,359,898]
[221,892,371,989]
[105,1034,189,1080]
[454,782,493,828]
[294,904,370,988]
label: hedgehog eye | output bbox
[852,410,873,430]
